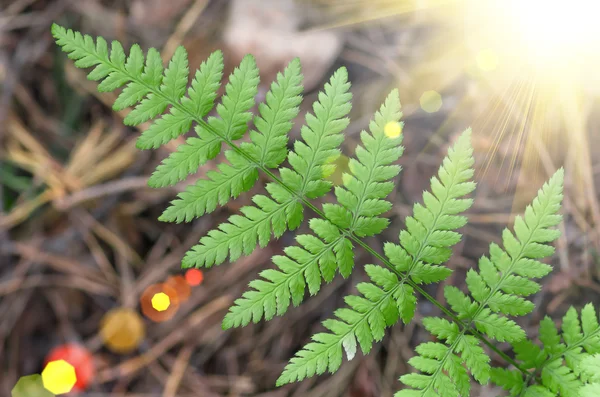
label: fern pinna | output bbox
[398,169,565,396]
[492,304,600,397]
[53,24,587,396]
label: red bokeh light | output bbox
[185,269,204,286]
[44,343,94,392]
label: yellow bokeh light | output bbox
[151,292,171,312]
[141,283,180,322]
[384,121,402,138]
[100,307,145,354]
[322,153,343,183]
[476,49,498,72]
[420,90,442,113]
[42,360,76,395]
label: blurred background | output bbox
[1,0,599,396]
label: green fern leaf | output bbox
[156,57,303,215]
[504,304,600,396]
[135,46,191,149]
[580,384,600,397]
[54,27,583,397]
[402,169,564,396]
[523,386,556,397]
[580,354,600,396]
[148,51,224,187]
[490,368,525,396]
[51,24,267,214]
[541,359,581,397]
[277,129,475,386]
[157,54,261,218]
[180,67,350,268]
[580,354,600,383]
[223,90,403,329]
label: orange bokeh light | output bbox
[140,283,179,322]
[165,275,192,302]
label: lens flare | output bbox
[100,307,145,354]
[507,0,599,58]
[420,91,443,113]
[475,49,498,72]
[44,344,94,392]
[165,275,192,301]
[185,269,204,286]
[384,121,403,138]
[12,374,54,397]
[141,283,180,322]
[41,360,76,395]
[151,292,171,312]
[313,0,599,218]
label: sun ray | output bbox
[311,0,599,240]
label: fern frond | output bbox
[181,68,352,268]
[580,353,600,382]
[52,26,195,147]
[159,58,304,220]
[183,68,351,267]
[147,50,224,187]
[55,27,582,396]
[277,129,476,386]
[155,53,260,218]
[222,90,403,329]
[522,386,557,397]
[400,169,564,396]
[51,24,303,225]
[493,304,600,397]
[534,305,600,396]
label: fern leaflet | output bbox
[492,304,600,397]
[400,169,564,396]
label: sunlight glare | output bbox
[508,0,600,60]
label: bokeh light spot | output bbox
[384,121,402,138]
[100,308,145,354]
[185,269,204,286]
[324,155,349,186]
[141,283,179,322]
[42,360,76,395]
[45,344,94,392]
[12,374,55,397]
[420,90,443,113]
[321,154,340,180]
[476,49,499,71]
[165,275,191,302]
[151,292,171,312]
